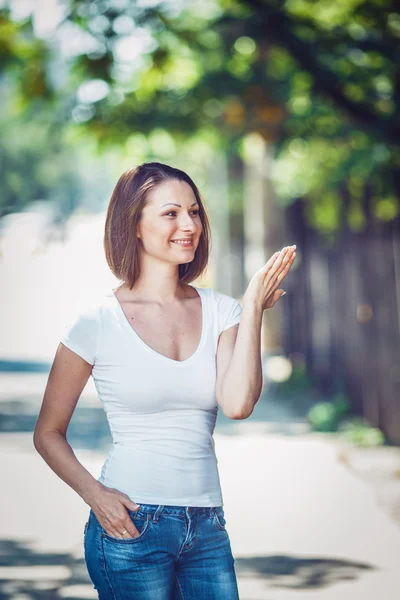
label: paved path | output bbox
[2,428,400,599]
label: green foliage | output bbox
[0,13,54,101]
[307,394,351,432]
[0,0,400,224]
[337,417,386,446]
[307,403,334,432]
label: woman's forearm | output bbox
[220,300,264,419]
[33,430,102,505]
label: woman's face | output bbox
[136,179,203,265]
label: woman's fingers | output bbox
[104,519,139,539]
[96,508,140,539]
[272,247,290,270]
[261,249,282,273]
[121,517,140,539]
[264,249,295,300]
[261,246,294,276]
[263,247,294,293]
[264,251,280,270]
[243,245,296,311]
[276,250,296,281]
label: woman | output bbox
[33,162,296,599]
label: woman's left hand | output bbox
[242,246,296,311]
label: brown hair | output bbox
[104,162,211,290]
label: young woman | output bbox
[33,162,296,599]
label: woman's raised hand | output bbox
[242,246,296,311]
[88,484,142,539]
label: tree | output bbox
[0,0,399,230]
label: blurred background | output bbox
[1,0,400,598]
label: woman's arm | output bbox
[218,246,296,419]
[217,302,263,420]
[34,344,140,538]
[33,343,102,505]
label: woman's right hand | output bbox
[88,483,142,539]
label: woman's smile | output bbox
[170,239,194,248]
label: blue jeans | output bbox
[84,503,240,599]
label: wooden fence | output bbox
[285,197,400,444]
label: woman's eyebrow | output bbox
[161,202,199,208]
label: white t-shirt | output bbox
[61,285,242,507]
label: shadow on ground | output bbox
[0,368,320,451]
[0,537,374,599]
[234,554,374,590]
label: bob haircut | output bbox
[104,162,212,290]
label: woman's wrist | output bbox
[81,479,104,507]
[242,292,264,318]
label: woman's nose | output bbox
[179,217,197,229]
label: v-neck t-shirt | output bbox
[60,285,242,507]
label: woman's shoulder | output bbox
[60,291,115,364]
[62,289,118,337]
[208,287,241,303]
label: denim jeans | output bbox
[84,503,240,599]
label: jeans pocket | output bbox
[212,507,227,531]
[101,513,150,544]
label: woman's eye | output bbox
[165,210,199,217]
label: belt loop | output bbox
[153,505,164,522]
